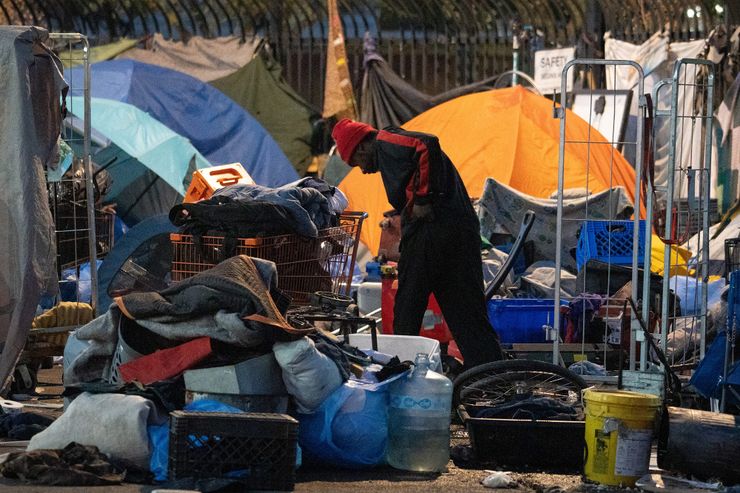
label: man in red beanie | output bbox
[332,119,503,368]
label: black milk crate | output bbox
[168,411,298,490]
[458,406,585,472]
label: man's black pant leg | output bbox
[393,226,432,337]
[432,227,504,367]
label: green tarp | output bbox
[211,53,319,176]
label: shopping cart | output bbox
[170,212,366,306]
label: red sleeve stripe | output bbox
[377,130,431,197]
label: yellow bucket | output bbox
[583,389,661,487]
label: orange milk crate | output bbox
[183,163,255,203]
[170,212,366,305]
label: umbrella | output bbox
[67,97,211,225]
[339,86,637,254]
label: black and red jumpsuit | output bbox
[374,127,503,367]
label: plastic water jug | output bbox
[387,353,452,472]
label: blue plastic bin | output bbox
[487,299,564,343]
[575,220,646,272]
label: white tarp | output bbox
[605,32,718,199]
[716,72,740,206]
[685,210,740,277]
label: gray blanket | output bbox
[28,392,164,469]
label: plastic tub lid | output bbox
[583,389,661,407]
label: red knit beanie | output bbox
[331,119,376,164]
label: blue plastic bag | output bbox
[147,399,243,482]
[298,374,405,468]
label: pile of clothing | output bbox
[5,250,408,486]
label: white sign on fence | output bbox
[534,47,575,93]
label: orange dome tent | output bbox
[339,85,637,254]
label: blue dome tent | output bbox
[66,60,298,187]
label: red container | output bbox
[380,275,454,343]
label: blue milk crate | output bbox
[576,220,646,272]
[487,299,566,343]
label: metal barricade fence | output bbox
[554,59,648,371]
[49,32,98,315]
[654,58,715,368]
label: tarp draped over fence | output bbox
[605,33,718,200]
[118,33,262,82]
[0,26,65,389]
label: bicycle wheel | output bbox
[453,359,587,410]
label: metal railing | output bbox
[1,0,730,108]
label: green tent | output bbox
[60,38,139,68]
[211,52,319,176]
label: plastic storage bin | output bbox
[168,411,298,490]
[486,298,563,343]
[357,282,382,315]
[347,334,442,372]
[576,220,646,272]
[183,163,254,203]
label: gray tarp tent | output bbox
[477,177,634,273]
[0,26,66,389]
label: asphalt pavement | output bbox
[0,367,610,493]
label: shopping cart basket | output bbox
[170,212,366,305]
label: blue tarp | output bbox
[70,97,211,196]
[65,97,213,224]
[66,60,298,187]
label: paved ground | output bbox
[0,367,621,492]
[0,463,592,492]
